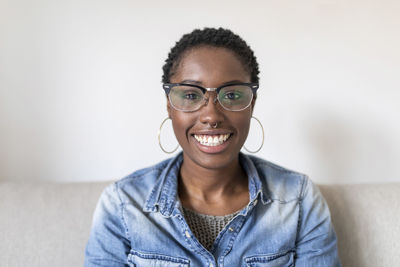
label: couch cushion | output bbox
[0,182,109,267]
[319,184,400,267]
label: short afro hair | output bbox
[162,27,259,84]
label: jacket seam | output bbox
[296,197,302,248]
[295,176,307,246]
[114,182,132,244]
[269,198,299,204]
[299,175,308,201]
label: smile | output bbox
[193,134,231,146]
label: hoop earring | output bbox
[157,117,179,154]
[243,116,265,153]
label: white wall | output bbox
[0,0,399,184]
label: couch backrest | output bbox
[319,184,400,267]
[1,182,399,267]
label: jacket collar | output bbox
[144,152,270,217]
[239,153,271,205]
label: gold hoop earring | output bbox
[157,117,179,154]
[243,116,265,153]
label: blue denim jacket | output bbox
[85,152,341,266]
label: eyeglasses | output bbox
[162,83,259,112]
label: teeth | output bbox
[193,134,231,146]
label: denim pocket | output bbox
[127,249,190,267]
[244,250,294,267]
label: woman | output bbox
[85,28,341,266]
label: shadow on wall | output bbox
[302,109,398,184]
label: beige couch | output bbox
[0,182,399,267]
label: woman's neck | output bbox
[178,154,249,215]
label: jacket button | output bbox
[185,231,191,238]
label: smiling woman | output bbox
[84,28,341,267]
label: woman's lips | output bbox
[192,133,232,154]
[193,133,231,146]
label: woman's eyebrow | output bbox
[180,79,202,84]
[179,79,246,86]
[222,80,245,85]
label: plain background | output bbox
[0,0,399,184]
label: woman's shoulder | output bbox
[102,157,177,202]
[244,153,306,180]
[120,157,172,182]
[119,157,174,186]
[244,154,311,202]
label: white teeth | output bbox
[193,134,231,146]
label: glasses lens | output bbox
[169,85,204,111]
[218,85,253,111]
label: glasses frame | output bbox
[162,82,259,112]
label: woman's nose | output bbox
[199,92,224,126]
[203,95,218,105]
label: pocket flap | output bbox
[128,249,190,267]
[245,250,294,267]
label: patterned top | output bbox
[182,207,239,251]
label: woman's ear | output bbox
[166,96,172,118]
[251,95,257,114]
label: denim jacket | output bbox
[85,152,341,266]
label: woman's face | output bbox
[168,46,254,170]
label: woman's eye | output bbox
[224,92,242,100]
[183,93,200,100]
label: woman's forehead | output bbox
[171,46,251,85]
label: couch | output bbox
[0,182,399,267]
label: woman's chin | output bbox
[181,137,241,170]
